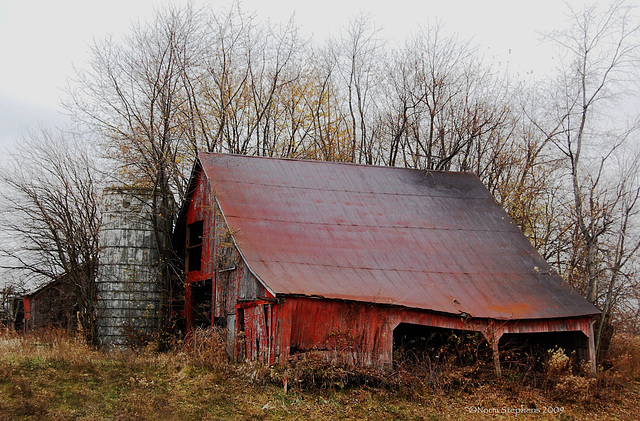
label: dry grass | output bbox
[1,327,639,420]
[606,333,640,381]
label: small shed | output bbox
[22,278,76,332]
[176,153,600,374]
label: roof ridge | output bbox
[198,151,477,177]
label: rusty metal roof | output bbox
[198,152,599,320]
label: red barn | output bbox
[177,153,600,374]
[22,278,76,332]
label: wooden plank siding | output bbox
[227,296,597,373]
[271,297,596,371]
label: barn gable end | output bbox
[177,162,273,359]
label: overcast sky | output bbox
[0,0,600,158]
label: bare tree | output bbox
[0,128,101,342]
[540,0,640,300]
[529,0,640,354]
[67,4,208,336]
[198,3,254,154]
[593,153,640,353]
[334,14,385,164]
[297,44,352,161]
[384,26,513,172]
[1,283,23,330]
[248,18,304,157]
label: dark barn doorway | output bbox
[498,331,589,371]
[393,323,491,368]
[191,279,213,329]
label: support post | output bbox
[587,319,597,377]
[483,326,504,377]
[492,338,501,377]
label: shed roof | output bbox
[198,152,599,320]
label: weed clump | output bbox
[183,326,229,370]
[543,347,596,402]
[267,352,394,391]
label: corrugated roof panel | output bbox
[199,153,599,320]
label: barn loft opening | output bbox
[392,323,491,368]
[186,220,204,272]
[191,279,212,329]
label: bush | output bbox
[543,347,596,402]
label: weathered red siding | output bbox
[183,167,215,330]
[23,297,31,331]
[271,297,595,370]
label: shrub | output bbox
[543,347,597,402]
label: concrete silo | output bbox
[96,187,162,347]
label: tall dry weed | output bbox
[183,326,229,370]
[543,347,596,402]
[605,333,640,381]
[0,327,97,364]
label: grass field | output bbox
[1,329,639,420]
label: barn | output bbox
[176,152,600,374]
[21,278,77,332]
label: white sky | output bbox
[0,0,599,157]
